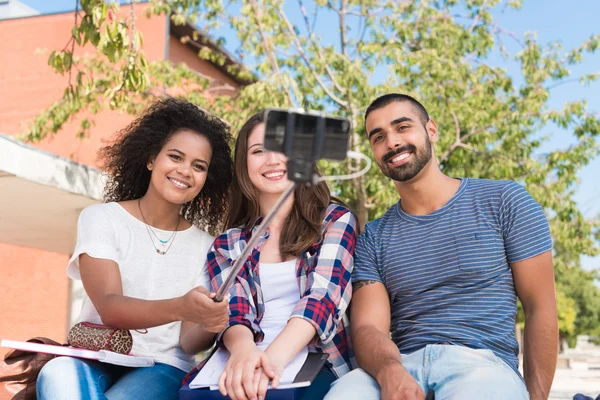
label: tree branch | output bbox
[296,0,346,95]
[338,0,348,56]
[438,123,494,164]
[545,74,600,91]
[248,0,295,106]
[277,6,348,108]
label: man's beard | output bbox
[379,136,432,182]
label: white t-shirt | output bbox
[67,202,214,371]
[258,260,305,351]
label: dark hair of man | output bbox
[364,93,430,128]
[98,98,233,236]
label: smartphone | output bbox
[263,108,351,162]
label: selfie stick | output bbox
[214,181,297,302]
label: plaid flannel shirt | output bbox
[203,203,356,379]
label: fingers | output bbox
[196,292,230,332]
[218,370,227,397]
[230,364,247,400]
[243,359,258,400]
[257,371,270,400]
[259,353,277,379]
[193,286,211,295]
[253,368,262,395]
[271,372,280,390]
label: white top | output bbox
[67,202,214,371]
[257,259,305,350]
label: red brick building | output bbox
[0,1,248,356]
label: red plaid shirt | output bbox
[184,204,356,382]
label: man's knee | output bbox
[324,368,380,400]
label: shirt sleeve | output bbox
[66,205,120,280]
[289,208,357,345]
[207,233,264,343]
[499,181,553,263]
[352,221,383,283]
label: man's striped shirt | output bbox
[353,178,552,374]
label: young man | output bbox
[325,94,558,400]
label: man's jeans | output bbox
[36,356,186,400]
[324,344,529,400]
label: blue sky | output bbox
[21,0,600,269]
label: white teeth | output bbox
[264,171,285,178]
[169,178,189,188]
[391,153,410,163]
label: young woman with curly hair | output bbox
[184,112,356,400]
[37,98,233,400]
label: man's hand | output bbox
[378,362,425,400]
[178,286,229,332]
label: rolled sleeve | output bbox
[290,209,356,344]
[207,236,264,344]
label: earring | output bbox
[147,162,153,171]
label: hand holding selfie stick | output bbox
[214,108,362,303]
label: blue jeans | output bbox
[37,356,186,400]
[324,345,529,400]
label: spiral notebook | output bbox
[1,339,155,368]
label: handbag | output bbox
[67,322,133,355]
[0,337,61,400]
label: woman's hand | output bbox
[178,286,229,332]
[218,343,276,400]
[253,358,284,400]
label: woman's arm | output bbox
[264,318,316,380]
[254,208,357,394]
[288,208,356,343]
[80,254,228,330]
[218,325,276,400]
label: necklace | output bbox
[137,199,180,255]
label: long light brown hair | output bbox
[225,112,342,258]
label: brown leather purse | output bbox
[0,337,62,400]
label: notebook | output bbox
[189,348,329,391]
[0,339,155,368]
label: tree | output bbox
[23,0,600,342]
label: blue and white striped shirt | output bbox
[353,178,552,374]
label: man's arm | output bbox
[351,280,425,400]
[511,250,558,400]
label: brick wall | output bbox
[0,6,240,356]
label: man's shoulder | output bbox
[465,178,532,207]
[363,203,400,237]
[465,177,516,194]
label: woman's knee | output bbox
[38,357,80,385]
[37,356,109,400]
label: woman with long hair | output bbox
[37,98,233,400]
[204,112,356,400]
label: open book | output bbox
[1,339,155,368]
[189,348,329,391]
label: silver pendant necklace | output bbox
[138,198,180,255]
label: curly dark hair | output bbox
[98,98,233,235]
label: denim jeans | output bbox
[324,345,529,400]
[36,356,186,400]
